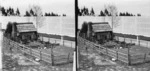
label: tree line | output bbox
[78,6,141,17]
[0,7,20,16]
[0,6,67,17]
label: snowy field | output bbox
[78,16,150,37]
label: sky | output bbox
[79,0,150,16]
[0,0,75,17]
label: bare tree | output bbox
[30,5,45,29]
[105,4,120,31]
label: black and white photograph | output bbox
[0,0,75,71]
[77,0,150,71]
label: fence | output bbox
[39,36,75,48]
[3,37,73,65]
[78,36,150,65]
[115,36,150,48]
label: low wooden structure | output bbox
[4,22,38,44]
[80,22,113,44]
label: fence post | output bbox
[116,51,118,60]
[42,36,43,43]
[30,48,32,56]
[48,38,50,43]
[51,44,54,66]
[139,40,140,46]
[55,40,56,44]
[143,53,147,63]
[40,51,42,60]
[71,42,72,48]
[106,47,108,55]
[124,37,125,43]
[128,47,131,65]
[147,42,148,48]
[68,53,70,63]
[23,46,25,54]
[63,40,64,46]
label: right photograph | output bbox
[77,0,150,71]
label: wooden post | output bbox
[48,38,50,43]
[30,48,32,56]
[124,36,125,43]
[143,53,147,63]
[139,40,140,46]
[106,47,108,55]
[63,40,64,46]
[51,44,54,66]
[68,53,70,63]
[116,51,118,60]
[147,42,148,48]
[42,36,43,43]
[71,42,72,48]
[40,51,42,60]
[86,46,88,55]
[128,47,131,65]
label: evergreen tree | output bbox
[119,12,122,16]
[45,13,48,16]
[30,9,35,16]
[104,9,109,16]
[1,7,7,16]
[63,14,66,16]
[100,11,105,16]
[137,14,141,16]
[16,8,20,16]
[11,8,15,16]
[25,11,30,16]
[90,7,95,16]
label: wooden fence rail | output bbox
[3,37,73,65]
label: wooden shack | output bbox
[87,22,113,44]
[5,22,38,44]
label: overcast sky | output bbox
[0,0,75,17]
[79,0,150,16]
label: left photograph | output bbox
[0,0,75,71]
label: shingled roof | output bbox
[91,22,112,32]
[16,22,37,32]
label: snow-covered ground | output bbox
[79,16,150,37]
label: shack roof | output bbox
[91,22,112,32]
[16,22,37,32]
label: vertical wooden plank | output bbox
[106,47,108,55]
[143,53,147,63]
[128,47,131,65]
[48,38,50,43]
[63,40,64,46]
[51,45,54,66]
[30,48,32,56]
[40,51,42,60]
[68,53,70,63]
[139,40,140,46]
[116,51,118,60]
[147,42,148,48]
[71,42,72,48]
